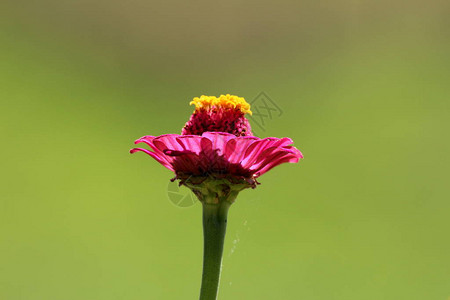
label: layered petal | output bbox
[131,132,303,181]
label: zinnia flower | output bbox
[130,94,303,195]
[130,94,303,300]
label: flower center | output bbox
[182,94,253,137]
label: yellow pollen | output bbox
[189,94,252,115]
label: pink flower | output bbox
[130,94,303,190]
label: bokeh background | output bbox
[1,0,449,299]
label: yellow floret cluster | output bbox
[189,94,252,115]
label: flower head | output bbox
[131,95,303,201]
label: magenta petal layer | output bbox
[130,132,303,179]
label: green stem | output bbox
[199,201,231,300]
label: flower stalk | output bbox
[185,178,243,300]
[199,201,231,300]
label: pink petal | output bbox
[133,136,174,165]
[225,136,259,164]
[175,135,204,154]
[202,132,236,156]
[240,139,274,169]
[254,156,300,177]
[152,134,185,153]
[129,147,175,172]
[250,147,297,171]
[249,145,303,176]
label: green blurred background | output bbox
[1,0,449,299]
